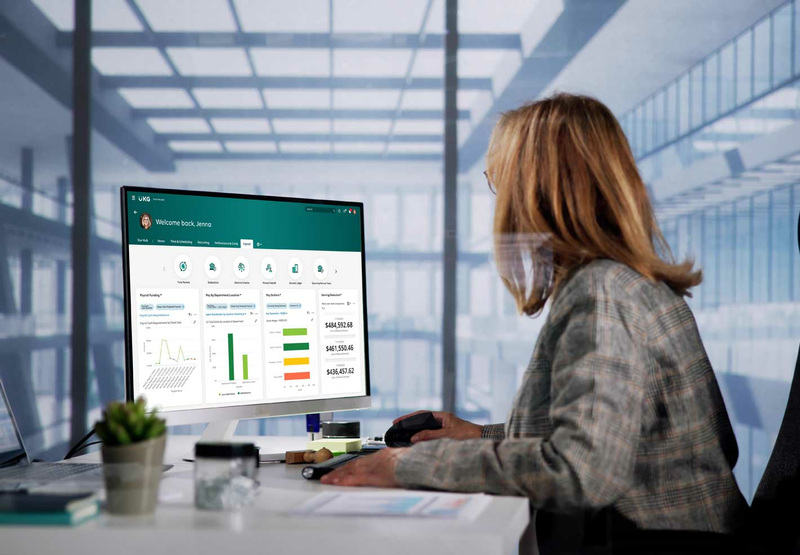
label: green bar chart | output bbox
[283,328,307,337]
[223,333,253,381]
[203,289,263,401]
[283,342,310,351]
[227,333,234,381]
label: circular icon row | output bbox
[173,255,328,281]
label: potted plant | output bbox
[95,397,166,515]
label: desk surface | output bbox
[1,435,531,555]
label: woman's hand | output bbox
[320,447,405,488]
[392,411,483,443]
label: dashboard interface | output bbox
[123,189,368,412]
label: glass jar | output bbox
[194,442,258,511]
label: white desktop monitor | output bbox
[120,187,371,441]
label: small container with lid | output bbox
[321,420,361,439]
[194,442,258,511]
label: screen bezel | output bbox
[120,186,371,425]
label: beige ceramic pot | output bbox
[101,434,166,515]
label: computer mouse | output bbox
[384,412,442,447]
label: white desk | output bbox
[1,435,532,555]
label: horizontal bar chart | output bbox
[284,342,310,351]
[285,371,311,381]
[283,328,307,336]
[284,357,310,366]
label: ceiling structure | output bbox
[540,0,786,115]
[23,0,544,167]
[2,0,789,186]
[0,0,634,176]
[618,0,800,221]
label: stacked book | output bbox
[0,491,99,526]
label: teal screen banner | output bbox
[125,190,362,252]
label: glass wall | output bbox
[453,0,603,427]
[79,0,451,438]
[0,0,77,459]
[456,0,799,501]
[5,0,798,504]
[627,1,800,498]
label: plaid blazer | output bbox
[396,259,748,533]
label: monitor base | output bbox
[182,420,238,462]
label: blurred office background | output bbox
[0,0,797,500]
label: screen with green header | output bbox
[126,191,361,252]
[123,188,368,413]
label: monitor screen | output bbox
[121,188,369,415]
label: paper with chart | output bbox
[293,491,490,521]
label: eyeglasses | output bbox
[484,170,496,195]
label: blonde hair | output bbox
[488,93,701,316]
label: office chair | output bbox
[747,213,800,555]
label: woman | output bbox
[322,93,748,543]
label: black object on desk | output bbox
[321,420,360,439]
[302,452,361,480]
[384,411,441,447]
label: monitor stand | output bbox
[182,419,238,462]
[199,420,238,442]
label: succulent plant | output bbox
[95,397,166,446]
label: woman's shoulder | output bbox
[548,260,689,341]
[555,259,678,311]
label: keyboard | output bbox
[302,452,361,480]
[0,462,103,482]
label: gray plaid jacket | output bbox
[396,259,748,532]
